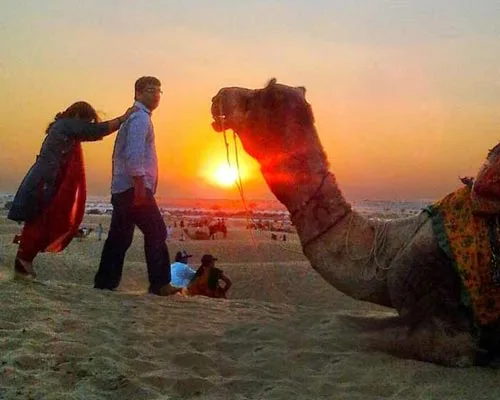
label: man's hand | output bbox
[133,176,148,207]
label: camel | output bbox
[183,228,210,240]
[208,221,227,239]
[210,78,500,367]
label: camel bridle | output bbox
[216,95,304,254]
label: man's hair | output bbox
[135,76,161,93]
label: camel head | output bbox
[211,79,329,204]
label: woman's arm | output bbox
[220,273,232,293]
[65,105,137,141]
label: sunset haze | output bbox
[1,0,499,202]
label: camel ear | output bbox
[297,86,306,97]
[266,78,277,88]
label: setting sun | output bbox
[214,164,239,187]
[197,144,262,194]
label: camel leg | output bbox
[397,317,478,367]
[476,321,500,365]
[387,229,479,366]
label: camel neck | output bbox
[290,172,352,248]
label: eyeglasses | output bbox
[144,88,163,95]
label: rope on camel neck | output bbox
[218,104,303,254]
[289,171,331,219]
[345,213,429,282]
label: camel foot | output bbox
[404,323,477,367]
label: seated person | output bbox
[187,254,232,298]
[170,250,196,288]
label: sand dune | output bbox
[1,214,500,399]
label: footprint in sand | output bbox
[54,318,89,334]
[172,352,218,377]
[170,377,215,397]
[140,373,215,397]
[221,378,267,398]
[9,352,46,370]
[187,338,212,353]
[292,351,343,372]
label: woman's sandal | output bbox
[14,257,36,280]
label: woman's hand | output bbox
[122,105,138,121]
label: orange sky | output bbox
[1,1,500,202]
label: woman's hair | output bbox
[46,101,100,133]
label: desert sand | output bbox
[1,212,500,399]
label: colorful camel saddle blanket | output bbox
[426,186,500,325]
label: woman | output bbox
[187,254,232,298]
[8,101,136,278]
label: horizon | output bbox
[2,1,499,201]
[0,191,437,205]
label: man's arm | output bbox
[132,176,147,206]
[179,264,196,280]
[125,113,149,206]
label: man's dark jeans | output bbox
[94,188,171,294]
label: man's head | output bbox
[201,254,218,267]
[175,250,192,263]
[135,76,162,111]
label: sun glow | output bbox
[197,141,260,191]
[213,164,239,187]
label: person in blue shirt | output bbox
[94,76,179,296]
[170,251,196,289]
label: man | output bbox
[187,254,232,298]
[94,76,179,296]
[166,224,173,241]
[170,250,196,289]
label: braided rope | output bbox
[218,101,303,254]
[345,213,428,281]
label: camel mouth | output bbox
[211,88,253,133]
[210,96,226,132]
[211,115,226,132]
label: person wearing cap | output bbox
[170,250,196,289]
[187,254,232,298]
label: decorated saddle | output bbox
[426,186,500,326]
